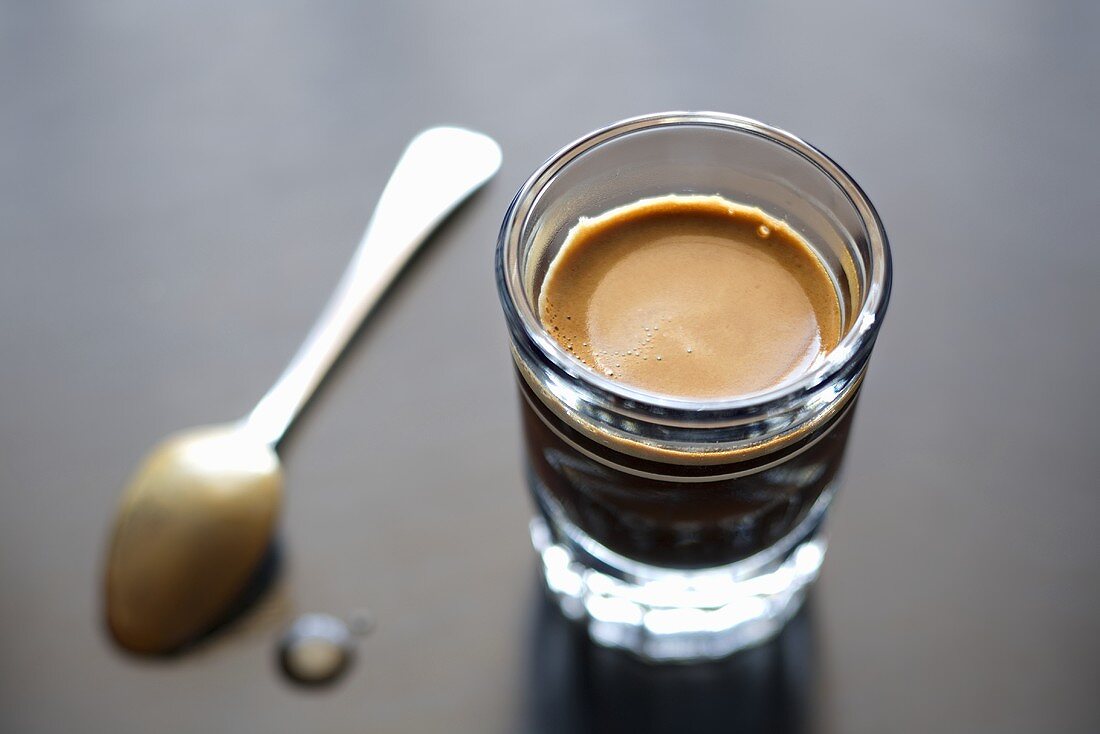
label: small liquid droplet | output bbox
[347,608,376,636]
[687,348,693,353]
[656,356,663,361]
[757,225,771,238]
[605,369,614,376]
[279,614,355,687]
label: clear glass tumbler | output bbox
[495,112,891,662]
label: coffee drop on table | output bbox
[278,613,355,686]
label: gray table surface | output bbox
[2,2,1098,732]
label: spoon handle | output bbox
[241,127,502,448]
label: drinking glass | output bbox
[495,112,891,662]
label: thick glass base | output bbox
[531,513,828,663]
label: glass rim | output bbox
[497,111,892,417]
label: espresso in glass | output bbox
[497,114,891,662]
[529,194,847,568]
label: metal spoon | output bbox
[104,127,502,654]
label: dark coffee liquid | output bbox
[519,376,855,568]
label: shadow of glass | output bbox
[523,578,819,734]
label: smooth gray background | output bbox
[2,2,1098,732]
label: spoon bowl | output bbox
[106,425,281,653]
